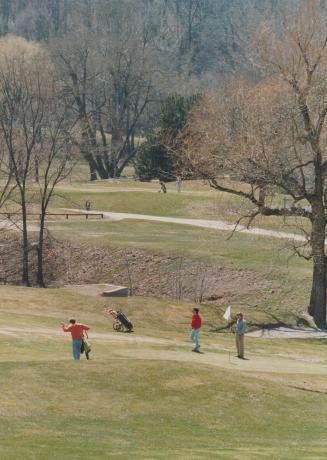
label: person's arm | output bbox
[104,308,117,317]
[61,323,71,333]
[82,324,90,331]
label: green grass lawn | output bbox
[50,189,231,219]
[0,286,327,459]
[2,356,327,460]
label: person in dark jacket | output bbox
[190,308,202,352]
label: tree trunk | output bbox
[103,154,114,178]
[35,158,39,183]
[84,152,98,181]
[37,212,46,288]
[308,209,327,327]
[112,125,124,150]
[95,155,109,179]
[21,200,30,286]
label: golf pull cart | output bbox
[105,308,134,333]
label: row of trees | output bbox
[0,1,303,182]
[176,0,327,327]
[51,3,160,180]
[0,0,288,76]
[1,2,168,182]
[0,4,177,184]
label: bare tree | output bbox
[0,35,74,287]
[177,1,327,327]
[97,5,155,177]
[0,37,48,285]
[35,85,75,287]
[52,2,156,181]
[54,33,105,181]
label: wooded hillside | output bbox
[0,0,296,79]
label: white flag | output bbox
[223,306,231,321]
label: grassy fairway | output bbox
[51,189,232,219]
[2,357,327,460]
[48,180,310,233]
[0,286,327,459]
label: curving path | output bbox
[65,208,306,242]
[1,208,305,242]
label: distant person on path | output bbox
[85,200,91,211]
[61,319,90,360]
[191,308,202,352]
[158,181,167,193]
[235,312,247,359]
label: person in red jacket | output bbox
[191,308,202,352]
[61,319,90,360]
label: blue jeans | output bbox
[72,340,82,360]
[191,329,200,350]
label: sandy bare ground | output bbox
[64,209,306,242]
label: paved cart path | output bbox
[64,209,307,242]
[0,208,307,242]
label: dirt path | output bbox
[1,326,327,375]
[247,327,327,339]
[0,326,179,345]
[65,209,306,242]
[2,325,326,341]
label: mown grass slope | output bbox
[0,286,327,460]
[48,219,312,325]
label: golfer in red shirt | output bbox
[61,319,90,360]
[191,308,202,352]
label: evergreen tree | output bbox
[135,94,199,181]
